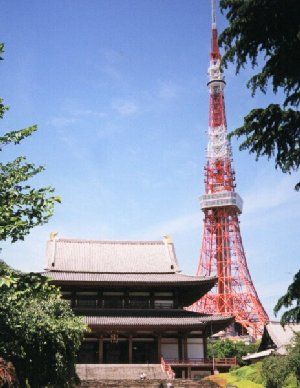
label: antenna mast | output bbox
[190,0,269,338]
[211,0,217,28]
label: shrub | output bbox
[0,261,87,387]
[262,355,290,388]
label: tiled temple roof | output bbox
[44,237,218,304]
[46,238,180,273]
[45,271,216,285]
[82,310,232,331]
[259,322,300,355]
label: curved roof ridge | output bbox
[55,238,166,245]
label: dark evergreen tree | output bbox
[274,270,300,323]
[219,0,300,190]
[219,0,300,324]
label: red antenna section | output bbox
[190,2,269,338]
[211,0,220,60]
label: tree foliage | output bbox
[261,334,300,388]
[0,42,86,387]
[261,355,290,388]
[274,270,300,323]
[0,43,60,243]
[286,332,300,382]
[0,261,87,387]
[219,0,300,190]
[207,338,259,365]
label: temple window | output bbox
[154,292,174,309]
[161,338,179,360]
[128,292,150,309]
[103,291,124,309]
[154,299,173,309]
[76,291,98,308]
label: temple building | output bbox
[45,235,234,378]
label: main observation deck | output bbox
[200,191,243,213]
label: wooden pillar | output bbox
[183,335,188,361]
[177,289,182,309]
[178,334,183,361]
[129,335,133,364]
[98,290,103,308]
[187,366,191,379]
[203,337,208,359]
[98,335,103,364]
[124,290,129,308]
[174,289,179,309]
[157,334,162,362]
[71,289,76,308]
[150,291,154,309]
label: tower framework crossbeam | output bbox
[190,1,269,338]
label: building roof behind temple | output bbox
[259,321,300,355]
[46,237,180,274]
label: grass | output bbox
[206,364,263,388]
[205,363,263,387]
[205,362,298,388]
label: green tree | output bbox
[219,0,300,191]
[274,270,300,323]
[0,42,60,243]
[286,332,300,382]
[207,338,259,365]
[219,0,300,327]
[0,261,87,387]
[0,43,86,386]
[261,355,290,388]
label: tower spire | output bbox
[211,0,217,29]
[211,0,220,59]
[189,0,269,338]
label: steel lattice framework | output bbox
[190,1,269,338]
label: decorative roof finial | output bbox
[163,235,173,244]
[50,231,58,241]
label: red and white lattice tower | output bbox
[192,1,269,338]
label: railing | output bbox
[154,301,174,309]
[68,298,175,310]
[161,357,175,380]
[165,357,236,366]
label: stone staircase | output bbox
[76,363,168,381]
[76,364,219,387]
[79,380,218,387]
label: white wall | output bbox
[187,338,204,359]
[161,338,178,359]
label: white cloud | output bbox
[243,175,298,215]
[135,212,200,240]
[48,108,106,128]
[112,100,138,116]
[48,116,77,128]
[71,109,106,118]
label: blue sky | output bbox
[1,0,299,319]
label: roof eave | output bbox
[83,316,233,335]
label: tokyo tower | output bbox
[192,1,269,338]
